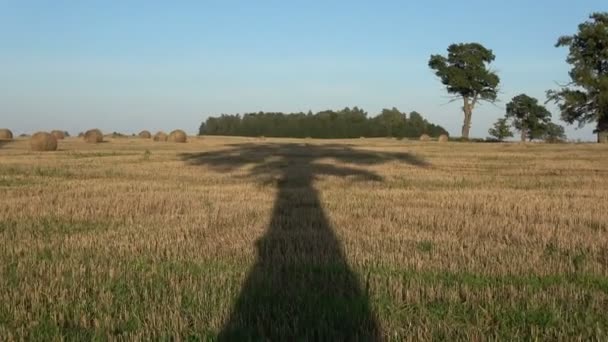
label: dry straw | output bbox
[84,129,103,143]
[419,134,431,141]
[0,137,607,340]
[0,128,13,140]
[30,132,57,151]
[153,131,168,142]
[139,130,152,139]
[438,134,449,142]
[168,130,187,143]
[51,130,66,140]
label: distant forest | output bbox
[199,107,448,139]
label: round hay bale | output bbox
[139,130,152,139]
[0,129,13,140]
[438,134,449,142]
[84,129,103,143]
[420,134,431,141]
[153,131,168,142]
[51,130,66,140]
[168,129,187,143]
[30,132,57,151]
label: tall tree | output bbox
[429,43,500,139]
[506,94,552,142]
[547,12,608,143]
[488,118,513,141]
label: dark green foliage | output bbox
[428,43,499,100]
[547,12,608,142]
[429,43,500,138]
[506,94,552,141]
[199,107,448,139]
[488,118,513,141]
[543,122,567,143]
[503,94,567,143]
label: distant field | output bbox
[0,136,607,340]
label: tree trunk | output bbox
[520,126,526,142]
[598,116,608,143]
[461,98,473,139]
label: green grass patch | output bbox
[365,265,608,294]
[0,177,36,187]
[32,167,73,178]
[416,240,434,253]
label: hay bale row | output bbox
[30,132,58,151]
[0,129,13,140]
[152,130,187,143]
[2,129,70,142]
[10,128,188,149]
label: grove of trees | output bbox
[505,94,553,142]
[199,107,448,139]
[488,94,567,142]
[429,12,607,143]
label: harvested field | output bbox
[0,136,607,340]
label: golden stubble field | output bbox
[0,136,607,340]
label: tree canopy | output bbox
[199,107,448,139]
[543,122,567,143]
[429,43,500,139]
[488,118,513,141]
[547,12,608,143]
[506,94,552,142]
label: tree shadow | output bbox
[180,143,429,340]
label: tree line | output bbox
[199,107,448,139]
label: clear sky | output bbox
[1,1,605,139]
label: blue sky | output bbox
[1,1,605,139]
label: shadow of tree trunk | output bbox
[181,143,429,340]
[218,156,381,341]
